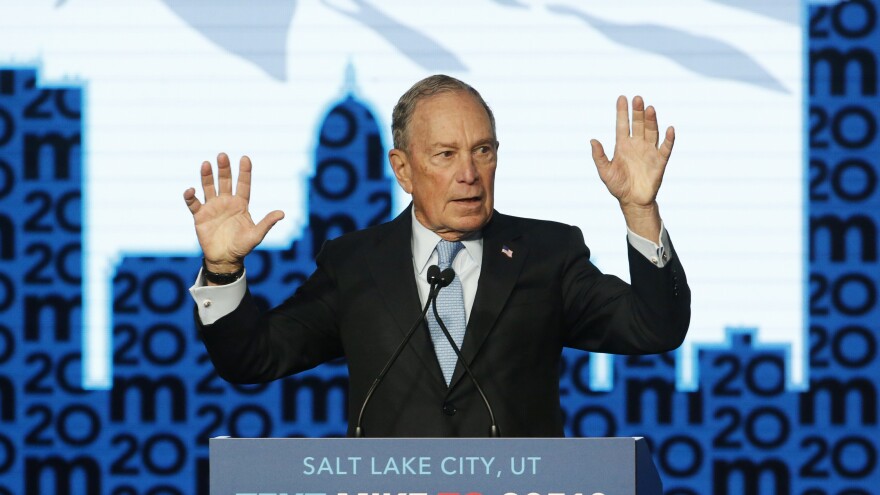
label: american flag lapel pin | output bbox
[501,245,513,258]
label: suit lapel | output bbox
[448,213,527,390]
[364,207,447,387]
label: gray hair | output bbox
[391,74,496,151]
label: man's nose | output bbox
[457,155,478,184]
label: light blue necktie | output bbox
[428,240,466,385]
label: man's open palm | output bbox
[590,95,675,208]
[183,153,284,272]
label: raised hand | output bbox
[183,153,284,274]
[589,96,674,240]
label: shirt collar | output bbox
[411,209,483,275]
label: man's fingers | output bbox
[254,210,285,240]
[590,139,611,169]
[631,95,645,140]
[645,105,659,147]
[217,152,233,195]
[615,95,630,141]
[236,155,253,201]
[200,161,217,199]
[183,187,202,214]
[659,126,675,161]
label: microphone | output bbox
[427,264,444,286]
[438,268,455,288]
[354,265,444,437]
[431,268,501,437]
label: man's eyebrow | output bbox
[429,141,458,149]
[429,138,495,149]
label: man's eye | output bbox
[438,151,454,158]
[475,145,494,156]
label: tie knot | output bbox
[436,240,464,268]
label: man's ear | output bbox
[389,149,413,194]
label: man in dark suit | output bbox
[183,75,690,437]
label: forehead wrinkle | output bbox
[410,92,492,150]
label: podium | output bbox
[210,437,662,495]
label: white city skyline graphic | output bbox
[0,0,805,390]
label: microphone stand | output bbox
[354,266,444,437]
[431,270,501,437]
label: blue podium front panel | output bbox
[210,437,659,495]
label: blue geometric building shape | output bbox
[103,72,396,491]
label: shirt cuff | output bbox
[626,222,672,268]
[188,268,247,325]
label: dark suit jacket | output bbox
[199,208,690,437]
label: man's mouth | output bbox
[452,196,481,205]
[453,196,480,203]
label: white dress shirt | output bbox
[410,213,483,321]
[189,210,671,325]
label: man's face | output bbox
[390,91,498,241]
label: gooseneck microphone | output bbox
[431,268,501,437]
[437,267,455,288]
[354,265,444,438]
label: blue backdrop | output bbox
[0,1,878,493]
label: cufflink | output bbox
[651,257,659,265]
